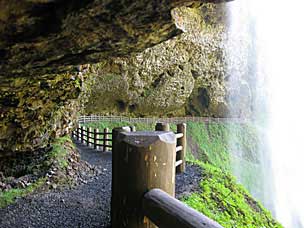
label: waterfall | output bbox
[226,0,304,227]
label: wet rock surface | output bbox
[85,4,253,118]
[0,1,237,155]
[0,141,202,228]
[0,0,224,78]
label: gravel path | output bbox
[0,141,202,228]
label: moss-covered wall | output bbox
[0,69,92,153]
[0,2,253,154]
[0,0,209,77]
[85,4,254,117]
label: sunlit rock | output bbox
[85,4,253,117]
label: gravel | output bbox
[0,141,202,228]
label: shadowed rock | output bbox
[0,0,231,78]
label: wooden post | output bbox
[94,128,98,150]
[111,131,176,228]
[176,123,187,173]
[76,125,80,141]
[81,126,84,144]
[87,127,90,146]
[111,127,131,227]
[143,189,223,228]
[103,128,109,152]
[155,122,170,131]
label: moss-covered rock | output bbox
[84,4,254,117]
[0,1,251,154]
[0,2,234,154]
[0,0,217,78]
[0,136,75,207]
[0,70,93,153]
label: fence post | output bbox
[111,127,131,226]
[103,128,109,152]
[176,123,187,173]
[111,131,176,228]
[94,128,98,150]
[81,126,84,144]
[87,127,90,147]
[76,125,80,141]
[155,122,170,131]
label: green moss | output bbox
[182,161,281,228]
[47,136,72,169]
[187,121,263,194]
[187,121,230,169]
[0,136,73,208]
[0,177,46,208]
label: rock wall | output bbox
[0,70,92,153]
[85,3,254,117]
[0,0,209,154]
[0,0,213,78]
[0,0,246,154]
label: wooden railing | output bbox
[72,123,222,227]
[155,122,187,174]
[78,115,247,124]
[71,125,113,151]
[72,122,187,170]
[111,129,223,228]
[143,189,223,228]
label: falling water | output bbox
[226,0,304,227]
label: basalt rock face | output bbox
[0,70,92,154]
[0,0,229,79]
[0,0,234,154]
[85,3,253,117]
[0,0,230,154]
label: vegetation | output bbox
[0,178,46,208]
[187,121,267,203]
[45,136,72,169]
[187,121,259,169]
[0,136,72,208]
[182,160,281,227]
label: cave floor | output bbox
[0,141,201,228]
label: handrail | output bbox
[72,126,113,152]
[175,160,183,167]
[78,115,248,124]
[175,133,184,139]
[73,121,188,173]
[176,146,183,152]
[143,189,223,228]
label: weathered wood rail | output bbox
[71,125,113,151]
[155,122,186,173]
[111,129,223,228]
[143,189,223,228]
[71,122,188,173]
